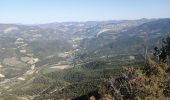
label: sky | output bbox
[0,0,170,24]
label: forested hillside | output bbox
[0,19,170,100]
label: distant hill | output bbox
[78,18,170,60]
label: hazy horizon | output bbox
[0,0,170,24]
[0,18,169,25]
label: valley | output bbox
[0,18,170,99]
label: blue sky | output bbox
[0,0,170,24]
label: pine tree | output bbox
[163,36,170,57]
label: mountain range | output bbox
[0,18,170,100]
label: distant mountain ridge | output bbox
[0,18,169,58]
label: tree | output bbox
[163,36,170,57]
